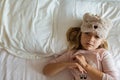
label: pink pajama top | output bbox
[50,48,118,80]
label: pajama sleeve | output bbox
[49,50,75,63]
[101,51,118,80]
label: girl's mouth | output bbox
[86,43,93,46]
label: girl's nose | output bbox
[88,35,95,41]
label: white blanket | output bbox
[0,0,120,80]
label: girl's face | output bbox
[80,32,104,50]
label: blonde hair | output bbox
[66,27,108,50]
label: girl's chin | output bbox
[83,46,95,50]
[81,45,96,50]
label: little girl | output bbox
[43,13,118,80]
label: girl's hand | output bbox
[73,54,88,68]
[66,62,87,74]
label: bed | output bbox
[0,0,120,80]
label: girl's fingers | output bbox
[78,65,87,73]
[75,63,87,73]
[68,62,87,73]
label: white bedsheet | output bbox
[0,0,120,80]
[0,48,72,80]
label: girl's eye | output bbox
[95,35,100,39]
[84,32,89,35]
[84,32,91,36]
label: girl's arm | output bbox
[83,64,103,80]
[75,52,118,80]
[100,51,118,80]
[75,54,103,80]
[43,50,71,76]
[43,62,86,76]
[43,62,67,76]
